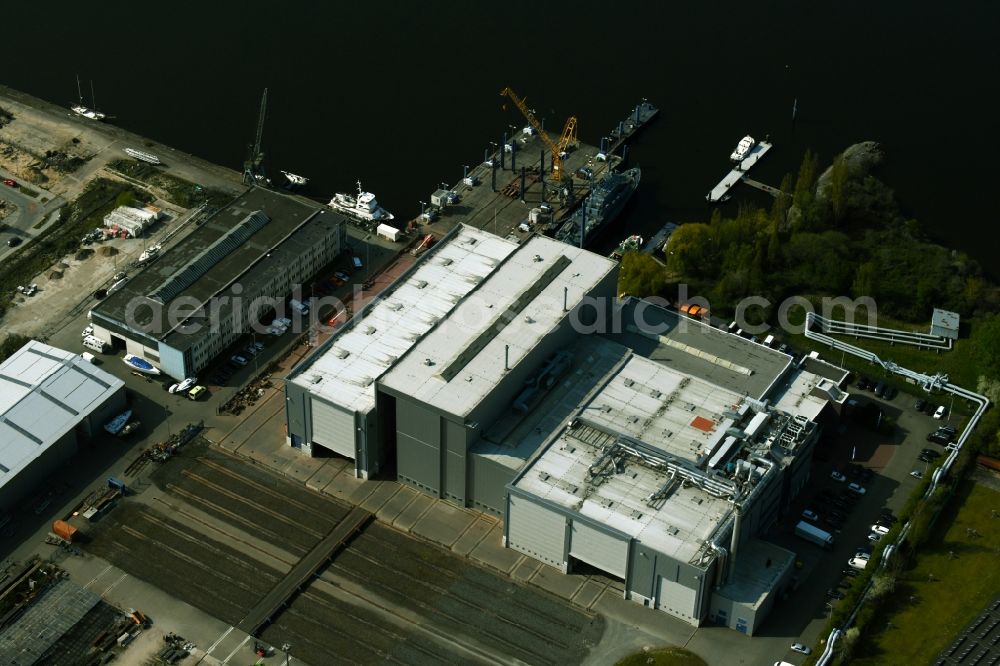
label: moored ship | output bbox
[610,234,644,261]
[329,181,394,223]
[555,167,641,248]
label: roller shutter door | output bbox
[507,495,566,567]
[569,520,628,578]
[311,399,356,459]
[657,575,698,620]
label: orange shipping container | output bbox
[52,520,77,542]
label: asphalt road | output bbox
[0,166,63,260]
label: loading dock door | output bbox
[507,495,566,567]
[311,399,356,459]
[657,575,698,620]
[569,520,628,578]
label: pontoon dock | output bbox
[706,140,773,203]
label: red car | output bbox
[2,178,17,187]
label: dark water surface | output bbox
[3,1,997,267]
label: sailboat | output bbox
[70,75,106,121]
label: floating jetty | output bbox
[642,222,678,255]
[606,99,659,155]
[706,140,773,203]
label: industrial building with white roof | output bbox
[283,226,850,633]
[0,341,126,512]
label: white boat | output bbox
[104,410,133,435]
[730,135,755,162]
[138,244,161,263]
[123,354,161,375]
[71,76,106,121]
[125,148,161,165]
[281,171,308,186]
[169,377,197,394]
[328,181,395,222]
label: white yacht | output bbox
[281,171,308,186]
[71,76,106,121]
[730,135,755,162]
[329,181,394,222]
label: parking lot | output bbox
[771,376,964,642]
[83,439,603,666]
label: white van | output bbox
[82,335,107,353]
[763,334,775,347]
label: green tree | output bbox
[793,149,819,206]
[829,153,848,222]
[851,261,878,299]
[0,334,30,364]
[619,253,668,297]
[770,173,794,228]
[972,314,1000,380]
[115,191,135,208]
[665,223,713,277]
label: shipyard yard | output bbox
[81,439,604,666]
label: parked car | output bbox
[230,354,248,366]
[847,483,866,496]
[883,385,898,400]
[874,381,886,397]
[848,556,869,570]
[918,453,935,463]
[2,178,17,187]
[921,448,942,459]
[927,430,953,444]
[857,376,872,390]
[910,469,924,479]
[802,509,820,522]
[6,237,21,247]
[879,510,896,523]
[934,405,948,419]
[790,643,812,655]
[826,589,846,600]
[187,385,207,401]
[778,343,790,354]
[914,398,928,412]
[830,470,847,482]
[841,568,860,578]
[871,523,890,535]
[334,271,350,283]
[868,532,882,543]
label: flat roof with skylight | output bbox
[288,225,520,413]
[381,234,617,418]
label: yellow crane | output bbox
[500,87,578,181]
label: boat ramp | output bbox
[706,140,773,203]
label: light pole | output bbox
[282,643,291,665]
[364,234,372,285]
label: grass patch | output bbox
[850,481,1000,665]
[106,158,234,209]
[18,186,39,198]
[782,302,981,405]
[615,647,708,666]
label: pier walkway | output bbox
[741,177,787,198]
[706,141,772,203]
[236,506,373,636]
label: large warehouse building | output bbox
[90,187,346,380]
[284,226,850,632]
[284,224,619,479]
[0,341,126,512]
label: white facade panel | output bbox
[507,495,566,568]
[569,520,628,578]
[657,575,698,621]
[311,399,356,459]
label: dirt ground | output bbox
[0,85,246,342]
